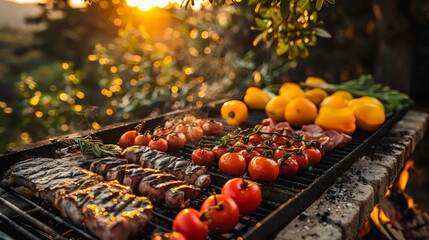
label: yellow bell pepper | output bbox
[305,76,327,85]
[319,94,349,108]
[315,106,356,135]
[352,103,385,132]
[305,88,328,105]
[348,96,385,111]
[243,87,271,110]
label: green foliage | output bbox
[250,0,333,59]
[81,0,334,60]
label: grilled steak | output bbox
[121,146,211,188]
[89,157,128,177]
[1,157,94,189]
[59,181,133,224]
[2,159,104,205]
[59,181,153,240]
[82,193,153,240]
[165,184,201,209]
[2,157,154,240]
[139,179,184,202]
[122,168,162,193]
[105,163,140,182]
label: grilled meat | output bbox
[121,146,211,188]
[1,158,104,207]
[122,168,162,193]
[1,157,94,189]
[164,184,201,209]
[105,163,140,182]
[89,157,128,177]
[3,157,154,240]
[82,192,153,240]
[139,179,200,209]
[59,181,153,240]
[139,179,183,202]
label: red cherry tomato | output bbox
[232,140,249,152]
[289,153,308,170]
[248,156,279,182]
[148,138,168,152]
[254,143,269,154]
[174,123,188,135]
[238,149,261,163]
[200,194,239,234]
[173,208,208,240]
[218,152,247,175]
[202,120,224,134]
[248,134,265,145]
[221,178,262,215]
[166,132,186,150]
[134,133,151,146]
[278,158,299,177]
[191,148,215,166]
[212,145,229,159]
[153,127,170,139]
[195,118,206,128]
[118,130,137,149]
[186,125,203,142]
[272,135,287,145]
[304,148,322,166]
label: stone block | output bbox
[275,214,342,240]
[350,160,389,204]
[329,170,375,228]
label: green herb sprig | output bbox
[53,135,122,158]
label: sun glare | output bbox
[126,0,178,11]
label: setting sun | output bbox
[126,0,181,11]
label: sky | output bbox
[0,0,41,29]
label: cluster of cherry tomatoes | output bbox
[191,125,323,182]
[172,177,262,240]
[118,115,224,152]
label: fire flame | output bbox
[368,159,417,234]
[397,159,414,191]
[371,205,391,225]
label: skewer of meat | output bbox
[121,146,211,188]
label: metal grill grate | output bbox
[0,103,407,240]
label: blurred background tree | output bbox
[0,0,428,152]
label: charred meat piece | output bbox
[50,176,102,209]
[2,161,103,203]
[138,177,201,209]
[82,191,153,240]
[1,157,93,188]
[122,168,162,194]
[121,146,211,188]
[121,146,149,163]
[164,184,201,209]
[139,179,184,202]
[89,157,128,177]
[105,163,140,182]
[59,181,132,225]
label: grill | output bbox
[0,99,407,240]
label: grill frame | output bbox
[0,99,408,239]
